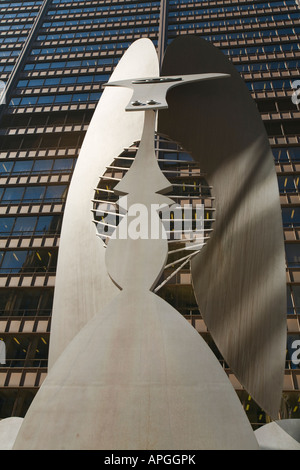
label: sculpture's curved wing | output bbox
[48,38,159,369]
[158,35,286,419]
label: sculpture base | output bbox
[13,291,258,450]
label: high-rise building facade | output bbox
[0,0,299,431]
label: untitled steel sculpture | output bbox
[12,37,286,450]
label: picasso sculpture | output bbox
[11,36,286,450]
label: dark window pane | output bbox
[44,78,60,85]
[2,187,24,201]
[45,185,67,200]
[37,95,54,104]
[0,161,13,174]
[13,161,33,173]
[0,217,14,234]
[23,186,45,201]
[54,94,72,103]
[286,244,300,267]
[33,160,53,172]
[60,77,75,85]
[292,286,300,312]
[53,158,74,170]
[282,207,300,227]
[0,250,29,272]
[14,217,37,234]
[36,215,61,234]
[72,93,89,102]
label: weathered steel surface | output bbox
[158,35,286,419]
[0,418,23,450]
[47,38,159,370]
[13,39,259,450]
[255,420,300,450]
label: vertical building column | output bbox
[11,391,26,417]
[0,0,52,114]
[24,337,40,368]
[157,0,169,70]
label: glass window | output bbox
[50,62,65,69]
[36,215,60,234]
[70,45,85,53]
[54,94,72,103]
[30,250,55,271]
[56,46,69,53]
[0,161,13,174]
[23,186,45,201]
[2,187,24,202]
[278,176,297,193]
[18,290,42,313]
[60,77,75,85]
[282,208,300,227]
[94,75,109,83]
[273,148,289,162]
[37,95,54,104]
[35,63,49,70]
[53,158,74,170]
[9,97,21,106]
[61,33,75,39]
[45,185,67,200]
[289,148,300,161]
[0,250,29,272]
[20,97,37,106]
[17,80,28,87]
[13,216,37,234]
[90,93,101,101]
[257,100,277,113]
[44,78,60,86]
[77,75,93,84]
[0,217,14,234]
[33,160,53,172]
[292,286,300,314]
[72,93,89,102]
[66,60,81,67]
[13,161,33,173]
[28,79,44,87]
[286,245,300,267]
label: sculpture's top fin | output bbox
[104,73,230,111]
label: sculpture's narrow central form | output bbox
[104,73,230,292]
[105,109,174,292]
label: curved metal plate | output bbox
[0,417,23,450]
[48,38,159,369]
[13,292,259,449]
[255,421,300,450]
[276,419,300,443]
[158,35,286,419]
